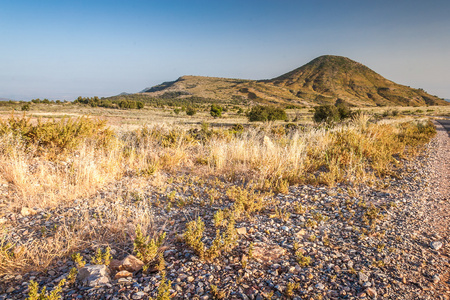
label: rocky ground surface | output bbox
[0,121,448,300]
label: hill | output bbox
[134,55,449,107]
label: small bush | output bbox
[247,105,287,122]
[0,115,114,158]
[186,106,197,116]
[134,225,166,264]
[27,279,65,300]
[210,104,223,118]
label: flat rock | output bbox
[236,227,247,235]
[78,265,110,287]
[252,242,287,264]
[119,255,145,272]
[366,287,377,298]
[114,270,133,279]
[430,241,443,250]
[20,207,36,217]
[358,271,369,283]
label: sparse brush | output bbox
[66,267,78,284]
[274,206,291,222]
[90,247,112,266]
[71,253,86,268]
[184,215,237,261]
[27,279,65,300]
[213,209,225,227]
[150,270,172,300]
[0,239,26,275]
[184,217,206,259]
[296,251,312,267]
[226,186,271,219]
[210,284,226,299]
[285,282,300,298]
[294,203,307,215]
[133,225,166,264]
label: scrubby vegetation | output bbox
[73,96,144,109]
[0,111,439,298]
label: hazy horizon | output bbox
[1,0,450,101]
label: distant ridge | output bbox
[136,55,449,107]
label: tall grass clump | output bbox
[202,115,436,187]
[0,115,123,208]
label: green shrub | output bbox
[210,104,223,118]
[313,105,340,123]
[186,106,197,116]
[133,225,166,264]
[247,105,287,122]
[313,104,354,123]
[0,115,114,158]
[336,104,352,119]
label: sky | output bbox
[1,0,449,100]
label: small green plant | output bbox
[210,104,223,118]
[285,282,300,297]
[66,267,78,284]
[312,211,329,222]
[294,203,307,215]
[71,253,86,268]
[210,284,226,299]
[133,225,166,264]
[248,242,254,260]
[274,206,291,222]
[296,251,312,267]
[184,217,205,259]
[305,218,318,228]
[90,247,112,266]
[27,279,65,300]
[376,243,386,253]
[213,209,225,227]
[150,269,172,300]
[226,186,270,219]
[166,190,176,202]
[185,215,237,261]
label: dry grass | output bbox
[0,113,436,208]
[0,112,437,275]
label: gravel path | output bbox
[0,121,449,300]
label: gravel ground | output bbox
[0,122,448,300]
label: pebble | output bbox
[430,241,443,250]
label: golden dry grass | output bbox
[0,111,438,275]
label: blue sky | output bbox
[1,0,449,100]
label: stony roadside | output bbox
[0,123,448,300]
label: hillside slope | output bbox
[138,55,448,107]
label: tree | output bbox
[210,104,223,118]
